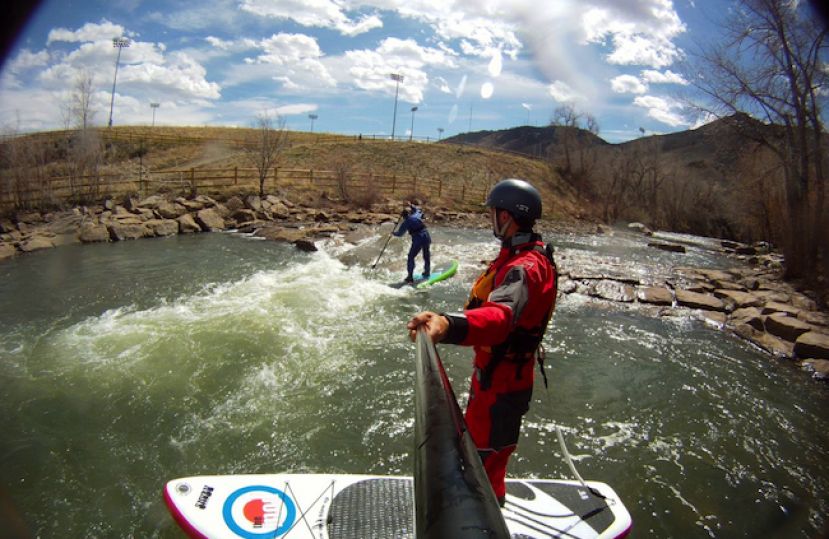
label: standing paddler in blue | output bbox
[394,201,431,284]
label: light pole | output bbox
[150,102,159,127]
[108,37,130,127]
[389,73,403,140]
[309,113,318,132]
[437,127,444,141]
[409,106,418,142]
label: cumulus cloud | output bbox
[240,0,383,36]
[547,80,582,103]
[47,20,128,44]
[633,94,688,126]
[611,74,647,94]
[342,37,457,103]
[641,69,687,85]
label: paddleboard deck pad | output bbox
[163,473,631,538]
[389,260,459,289]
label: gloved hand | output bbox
[400,210,409,217]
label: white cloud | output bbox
[342,37,457,103]
[206,36,259,53]
[641,69,687,85]
[240,0,383,36]
[547,80,582,103]
[47,20,128,44]
[611,74,647,94]
[633,94,687,126]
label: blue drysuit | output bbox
[393,207,431,280]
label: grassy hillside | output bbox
[1,126,591,222]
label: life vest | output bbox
[466,236,558,390]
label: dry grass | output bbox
[2,126,590,221]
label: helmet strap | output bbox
[492,209,512,240]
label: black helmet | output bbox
[485,178,542,223]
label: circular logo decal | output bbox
[222,485,297,538]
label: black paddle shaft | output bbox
[371,215,402,269]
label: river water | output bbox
[0,226,827,538]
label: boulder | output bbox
[18,235,55,252]
[145,219,179,237]
[637,286,673,305]
[800,359,829,380]
[762,301,800,317]
[195,208,226,231]
[15,211,44,225]
[137,194,168,209]
[0,242,17,261]
[79,224,110,243]
[225,196,245,212]
[108,223,149,241]
[794,332,829,360]
[294,239,318,252]
[714,289,763,309]
[729,307,765,332]
[765,314,813,342]
[628,222,652,235]
[177,214,201,233]
[588,280,635,302]
[0,218,15,233]
[244,195,263,212]
[734,323,794,358]
[675,289,726,312]
[155,201,187,219]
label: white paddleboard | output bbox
[163,473,632,539]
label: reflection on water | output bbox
[0,229,826,538]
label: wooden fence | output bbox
[0,166,492,211]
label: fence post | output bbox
[413,174,417,193]
[309,169,313,186]
[392,174,396,194]
[234,167,238,185]
[190,168,196,194]
[273,167,278,191]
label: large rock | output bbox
[761,301,800,316]
[714,289,763,309]
[648,241,686,253]
[794,332,829,360]
[155,201,187,219]
[588,280,635,302]
[800,359,829,380]
[0,242,17,260]
[729,307,765,332]
[734,323,794,358]
[675,289,726,312]
[637,286,673,305]
[195,208,226,231]
[79,224,110,243]
[18,235,55,252]
[765,314,813,342]
[145,219,179,237]
[108,222,149,241]
[177,214,201,233]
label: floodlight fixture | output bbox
[150,102,160,127]
[309,113,318,132]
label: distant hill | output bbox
[442,115,783,240]
[443,125,608,159]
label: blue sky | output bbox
[0,0,728,142]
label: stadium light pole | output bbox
[108,37,130,128]
[437,127,444,141]
[150,102,160,127]
[309,113,318,132]
[409,106,418,142]
[389,73,403,140]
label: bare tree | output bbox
[548,105,600,192]
[244,112,289,196]
[686,0,827,280]
[71,71,97,130]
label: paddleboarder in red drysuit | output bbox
[407,178,558,506]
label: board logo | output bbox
[195,485,214,509]
[222,485,296,538]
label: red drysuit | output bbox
[442,232,557,500]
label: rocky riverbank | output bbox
[2,192,828,382]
